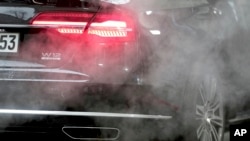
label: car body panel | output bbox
[0,1,143,84]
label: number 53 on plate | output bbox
[0,33,19,53]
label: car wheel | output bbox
[182,76,225,141]
[196,77,225,141]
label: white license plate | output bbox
[0,33,19,53]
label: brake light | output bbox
[88,30,127,37]
[31,12,93,26]
[30,11,136,41]
[57,28,83,34]
[33,21,87,26]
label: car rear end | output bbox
[0,0,144,85]
[0,0,176,141]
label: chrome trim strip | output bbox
[0,78,89,82]
[0,68,89,76]
[0,24,83,28]
[62,126,120,140]
[0,109,172,120]
[0,60,45,68]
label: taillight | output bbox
[30,11,136,42]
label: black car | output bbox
[0,0,175,140]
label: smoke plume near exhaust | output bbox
[121,0,250,140]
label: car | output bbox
[0,0,175,140]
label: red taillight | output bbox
[30,11,136,42]
[88,30,127,37]
[57,28,83,34]
[30,12,92,26]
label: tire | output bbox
[181,76,225,141]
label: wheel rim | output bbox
[196,77,224,141]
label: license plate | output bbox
[0,33,19,53]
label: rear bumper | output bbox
[0,83,175,140]
[0,83,178,141]
[0,112,173,141]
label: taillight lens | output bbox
[30,11,136,42]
